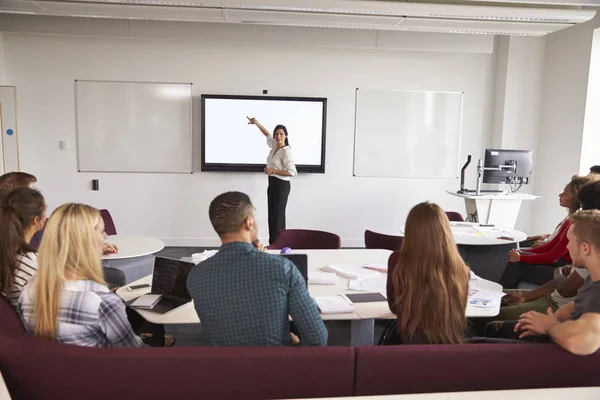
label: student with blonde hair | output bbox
[0,188,46,309]
[386,202,470,344]
[19,203,145,347]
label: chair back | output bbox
[364,230,403,251]
[0,296,27,339]
[445,211,464,222]
[269,229,341,250]
[100,209,117,236]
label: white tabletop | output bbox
[446,190,539,200]
[400,223,526,246]
[102,235,165,260]
[449,222,527,246]
[292,387,600,400]
[117,249,502,324]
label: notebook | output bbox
[130,294,162,309]
[313,295,355,314]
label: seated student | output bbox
[491,180,600,321]
[590,165,600,176]
[387,202,470,344]
[0,172,43,248]
[487,210,600,355]
[187,191,327,346]
[500,175,599,289]
[19,203,145,347]
[0,171,37,203]
[0,188,46,309]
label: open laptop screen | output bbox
[281,254,308,287]
[151,257,195,300]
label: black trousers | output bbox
[498,261,556,289]
[267,176,291,244]
[126,307,166,347]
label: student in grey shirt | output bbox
[514,210,600,355]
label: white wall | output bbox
[581,28,600,174]
[491,36,547,233]
[534,14,600,233]
[0,15,554,246]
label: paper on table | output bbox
[470,271,482,281]
[313,296,355,314]
[364,263,387,273]
[309,272,338,285]
[468,287,505,309]
[322,265,379,280]
[348,277,387,295]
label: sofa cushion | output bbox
[354,344,600,396]
[0,337,354,400]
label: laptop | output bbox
[147,257,195,314]
[281,254,308,287]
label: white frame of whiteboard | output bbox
[353,88,464,179]
[75,80,194,174]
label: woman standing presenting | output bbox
[247,117,297,244]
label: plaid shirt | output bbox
[19,279,144,348]
[187,242,327,346]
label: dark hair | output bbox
[577,181,600,211]
[567,175,599,214]
[590,165,600,174]
[273,125,290,147]
[0,187,45,294]
[0,172,37,204]
[208,192,254,236]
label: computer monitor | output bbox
[483,149,533,185]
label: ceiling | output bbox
[0,0,598,36]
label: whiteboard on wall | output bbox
[353,89,464,178]
[75,80,193,173]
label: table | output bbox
[449,222,527,246]
[447,190,538,229]
[451,223,527,283]
[290,387,600,400]
[400,223,527,283]
[102,235,165,260]
[117,249,502,345]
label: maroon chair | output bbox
[364,230,403,251]
[445,211,464,222]
[268,229,341,250]
[0,296,27,339]
[99,209,117,236]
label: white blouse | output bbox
[266,135,297,182]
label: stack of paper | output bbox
[313,296,355,314]
[322,265,379,280]
[130,294,162,309]
[468,287,505,309]
[363,263,387,273]
[308,272,338,285]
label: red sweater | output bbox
[520,219,572,265]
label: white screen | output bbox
[203,96,325,169]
